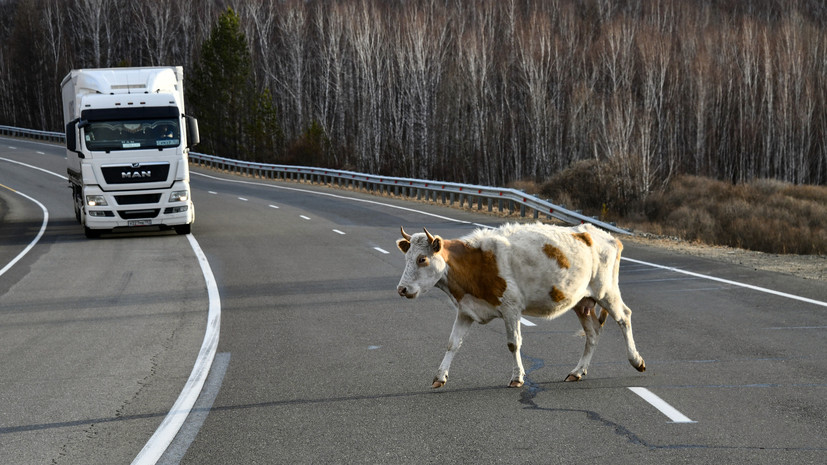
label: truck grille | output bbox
[118,209,160,219]
[101,163,170,184]
[115,193,162,205]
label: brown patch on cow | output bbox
[572,231,593,247]
[439,240,507,306]
[549,286,567,303]
[542,244,570,269]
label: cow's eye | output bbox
[417,255,429,266]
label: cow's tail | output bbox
[613,238,624,288]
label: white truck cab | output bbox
[61,67,198,238]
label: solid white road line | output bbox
[628,387,696,423]
[622,257,827,308]
[374,247,390,254]
[332,229,346,235]
[157,353,231,465]
[132,235,221,465]
[0,156,224,463]
[0,156,68,180]
[0,183,48,278]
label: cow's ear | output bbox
[396,238,411,253]
[431,236,443,253]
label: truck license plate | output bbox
[128,220,152,227]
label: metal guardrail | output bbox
[0,124,629,235]
[0,125,65,143]
[188,152,629,235]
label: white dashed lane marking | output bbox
[520,317,536,327]
[628,387,696,423]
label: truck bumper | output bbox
[82,184,194,230]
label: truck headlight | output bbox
[169,190,189,202]
[86,195,107,206]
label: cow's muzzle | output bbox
[397,285,418,299]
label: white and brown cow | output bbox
[396,222,645,388]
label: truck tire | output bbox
[84,226,101,239]
[174,224,192,235]
[73,189,83,223]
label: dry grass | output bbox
[640,176,827,255]
[531,170,827,255]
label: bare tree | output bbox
[131,0,182,66]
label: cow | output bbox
[395,222,645,388]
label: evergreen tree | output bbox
[188,7,280,161]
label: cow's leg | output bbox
[503,314,525,387]
[433,313,473,388]
[602,294,646,372]
[565,298,602,382]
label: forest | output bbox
[2,0,827,208]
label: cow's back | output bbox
[464,223,601,318]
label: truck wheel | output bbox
[174,224,192,235]
[84,226,101,239]
[73,190,83,223]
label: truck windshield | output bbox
[84,119,180,152]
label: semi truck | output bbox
[61,66,198,238]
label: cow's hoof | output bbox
[635,360,646,372]
[509,380,524,388]
[432,380,446,389]
[564,373,582,382]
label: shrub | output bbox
[539,159,649,219]
[643,176,827,255]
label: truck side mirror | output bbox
[185,115,199,148]
[65,121,77,152]
[65,119,87,158]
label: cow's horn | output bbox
[424,228,435,243]
[400,226,412,241]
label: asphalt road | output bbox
[1,137,826,464]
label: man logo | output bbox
[122,170,151,179]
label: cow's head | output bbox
[396,226,447,299]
